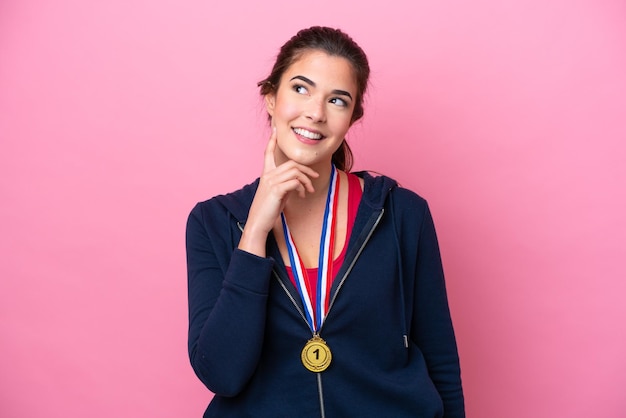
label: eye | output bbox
[292,84,308,95]
[330,97,348,108]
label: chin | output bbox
[288,154,325,168]
[276,144,330,168]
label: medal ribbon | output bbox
[281,164,339,333]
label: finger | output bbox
[274,159,320,180]
[297,183,306,199]
[263,127,278,172]
[273,178,308,199]
[270,166,317,194]
[262,128,319,180]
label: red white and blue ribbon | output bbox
[281,164,339,333]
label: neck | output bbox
[310,162,334,195]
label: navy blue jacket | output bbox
[186,172,465,417]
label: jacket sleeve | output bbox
[186,202,274,397]
[412,202,465,417]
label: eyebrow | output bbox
[289,75,353,100]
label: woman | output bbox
[186,26,465,417]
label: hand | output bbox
[238,127,319,256]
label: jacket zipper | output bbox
[273,269,309,325]
[321,208,384,329]
[317,373,326,418]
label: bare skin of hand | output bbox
[238,127,319,257]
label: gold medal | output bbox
[301,335,332,372]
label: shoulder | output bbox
[355,171,428,213]
[189,179,260,224]
[390,185,427,208]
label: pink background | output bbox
[1,0,625,416]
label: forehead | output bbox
[281,50,357,94]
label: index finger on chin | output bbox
[263,127,278,172]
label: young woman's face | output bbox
[265,50,358,169]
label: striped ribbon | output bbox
[281,164,339,332]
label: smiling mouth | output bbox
[293,127,324,140]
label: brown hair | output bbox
[258,26,370,172]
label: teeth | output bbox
[293,128,323,140]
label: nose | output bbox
[305,97,326,123]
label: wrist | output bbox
[238,224,269,257]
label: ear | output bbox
[264,94,276,117]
